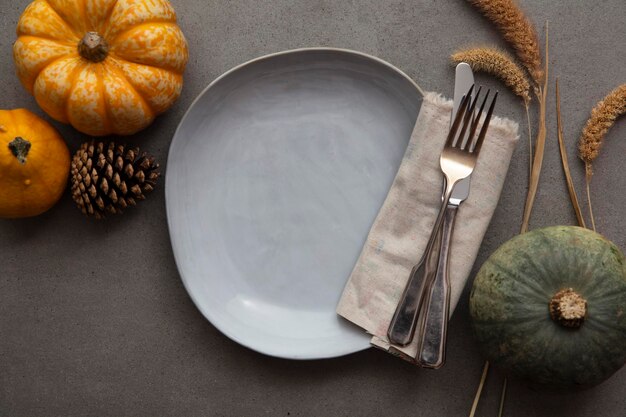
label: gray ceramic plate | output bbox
[166,48,422,359]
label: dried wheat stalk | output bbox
[578,83,626,231]
[520,23,549,233]
[452,47,531,104]
[469,361,490,417]
[579,84,626,174]
[469,0,543,86]
[467,0,546,231]
[497,378,508,417]
[556,79,586,228]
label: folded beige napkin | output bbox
[336,92,519,362]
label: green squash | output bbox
[470,226,626,388]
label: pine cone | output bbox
[71,141,160,219]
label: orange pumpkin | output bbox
[13,0,189,136]
[0,109,70,218]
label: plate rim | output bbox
[165,47,422,360]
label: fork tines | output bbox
[446,85,498,154]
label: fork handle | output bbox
[417,204,457,368]
[387,180,454,346]
[387,223,443,346]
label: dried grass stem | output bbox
[452,47,531,104]
[469,0,543,85]
[520,22,549,234]
[556,79,586,228]
[578,83,626,231]
[578,84,626,174]
[469,361,490,417]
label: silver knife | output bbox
[416,63,475,368]
[449,63,475,204]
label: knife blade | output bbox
[451,63,474,125]
[449,63,475,205]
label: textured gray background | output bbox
[1,0,625,416]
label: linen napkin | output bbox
[336,92,519,362]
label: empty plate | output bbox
[166,48,422,359]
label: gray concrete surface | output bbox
[1,0,625,416]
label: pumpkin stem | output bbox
[8,137,31,164]
[78,32,109,62]
[549,288,587,329]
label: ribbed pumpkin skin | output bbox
[13,0,188,136]
[470,226,626,388]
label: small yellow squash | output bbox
[0,109,70,218]
[13,0,189,136]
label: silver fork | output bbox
[387,85,498,347]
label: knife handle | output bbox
[417,204,457,369]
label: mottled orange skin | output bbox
[13,0,189,136]
[0,109,70,218]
